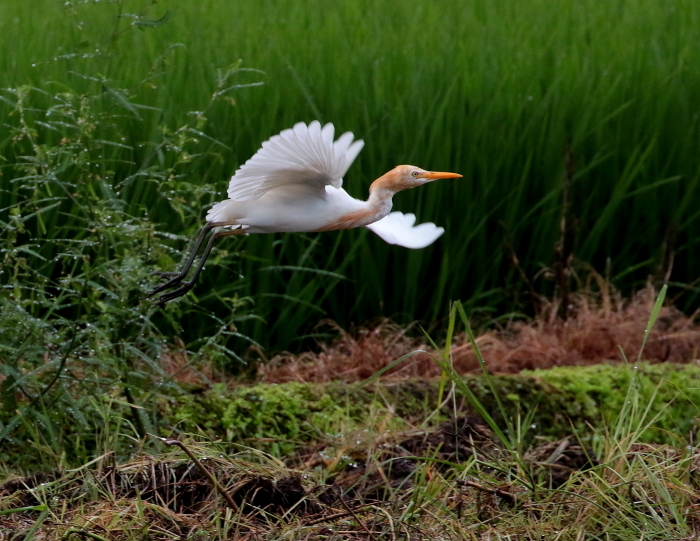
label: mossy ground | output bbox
[163,363,700,455]
[5,362,700,540]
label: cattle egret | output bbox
[149,121,462,305]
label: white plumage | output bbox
[150,121,462,304]
[367,212,446,249]
[224,121,364,201]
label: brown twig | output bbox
[340,497,379,541]
[163,438,238,510]
[305,509,356,526]
[459,480,518,504]
[555,139,576,320]
[305,502,385,526]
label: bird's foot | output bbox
[152,281,195,306]
[151,270,180,278]
[147,270,190,298]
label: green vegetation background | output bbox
[2,0,699,353]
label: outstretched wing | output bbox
[227,121,364,201]
[366,212,445,249]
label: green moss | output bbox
[219,383,351,455]
[456,373,577,435]
[162,363,700,455]
[164,382,398,455]
[532,363,700,441]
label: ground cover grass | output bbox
[5,327,700,538]
[4,420,700,540]
[2,0,700,353]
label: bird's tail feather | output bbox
[206,200,236,224]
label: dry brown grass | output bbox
[259,320,435,383]
[159,338,228,387]
[4,426,700,540]
[260,286,700,383]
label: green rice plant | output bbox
[2,0,700,352]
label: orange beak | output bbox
[420,171,463,180]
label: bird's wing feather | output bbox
[365,212,445,249]
[227,121,364,201]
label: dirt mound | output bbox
[260,286,700,383]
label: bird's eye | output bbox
[411,171,420,177]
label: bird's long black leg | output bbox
[153,228,245,306]
[147,223,216,298]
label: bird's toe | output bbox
[151,270,180,278]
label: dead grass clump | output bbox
[261,286,700,383]
[3,429,700,540]
[0,447,326,539]
[259,319,436,383]
[160,338,226,388]
[454,285,700,373]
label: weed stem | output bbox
[163,438,239,511]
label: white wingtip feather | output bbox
[226,121,363,201]
[365,211,445,249]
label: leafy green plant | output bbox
[0,2,258,471]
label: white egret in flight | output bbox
[149,121,462,305]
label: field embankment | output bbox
[4,361,700,539]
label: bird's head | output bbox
[371,165,463,193]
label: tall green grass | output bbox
[2,0,700,351]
